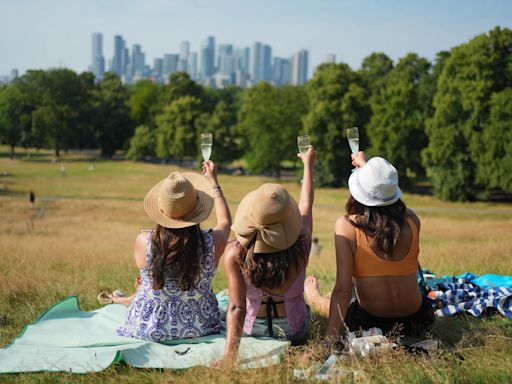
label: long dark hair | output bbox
[345,195,406,259]
[149,224,204,291]
[237,233,308,290]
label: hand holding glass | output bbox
[297,135,311,154]
[347,127,359,172]
[347,127,359,154]
[201,133,213,161]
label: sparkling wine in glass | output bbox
[297,135,311,154]
[201,133,213,161]
[347,127,359,154]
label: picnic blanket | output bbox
[420,270,512,320]
[0,296,289,374]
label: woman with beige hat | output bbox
[219,146,316,365]
[305,152,434,340]
[114,160,232,341]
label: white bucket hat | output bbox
[348,157,401,207]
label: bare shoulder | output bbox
[406,208,421,229]
[136,231,150,246]
[223,241,241,268]
[335,216,356,240]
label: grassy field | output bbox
[1,147,512,383]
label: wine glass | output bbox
[201,133,213,161]
[347,127,359,172]
[297,135,310,154]
[346,127,359,154]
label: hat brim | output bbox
[144,172,214,229]
[232,189,301,254]
[348,169,401,207]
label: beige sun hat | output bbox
[231,183,301,254]
[143,172,214,229]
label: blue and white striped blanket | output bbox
[431,282,512,320]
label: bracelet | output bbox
[213,185,222,191]
[214,190,224,198]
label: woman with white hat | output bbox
[114,161,232,341]
[219,147,316,365]
[305,152,434,339]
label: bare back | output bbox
[348,210,422,317]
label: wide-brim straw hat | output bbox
[348,157,401,207]
[144,172,214,229]
[232,183,301,254]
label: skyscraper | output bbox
[163,54,179,80]
[251,42,262,83]
[131,44,146,77]
[234,46,250,77]
[218,44,234,78]
[200,36,215,82]
[153,58,163,82]
[91,33,105,81]
[10,69,19,82]
[292,49,309,86]
[252,42,272,84]
[111,35,126,77]
[272,57,291,86]
[187,52,198,80]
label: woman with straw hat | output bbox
[305,152,434,340]
[219,146,316,365]
[114,160,232,341]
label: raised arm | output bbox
[297,146,316,238]
[325,217,356,339]
[203,160,232,265]
[220,242,247,366]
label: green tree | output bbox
[479,89,512,193]
[164,72,203,105]
[423,27,512,200]
[93,73,132,157]
[238,83,307,176]
[367,53,431,182]
[128,80,164,128]
[27,69,91,157]
[126,125,156,160]
[156,96,202,162]
[196,100,242,165]
[360,52,394,97]
[304,63,367,186]
[0,84,32,158]
[278,85,309,165]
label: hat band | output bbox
[353,174,397,204]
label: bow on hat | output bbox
[235,217,287,251]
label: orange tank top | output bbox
[352,218,419,278]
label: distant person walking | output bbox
[28,191,35,209]
[310,237,322,257]
[60,165,66,177]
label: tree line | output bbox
[1,27,511,201]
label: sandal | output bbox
[97,291,113,305]
[97,290,128,305]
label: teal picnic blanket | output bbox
[0,296,289,374]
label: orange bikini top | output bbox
[352,218,419,278]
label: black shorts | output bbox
[345,297,435,337]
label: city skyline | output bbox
[88,33,310,88]
[1,0,511,77]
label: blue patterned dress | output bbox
[117,230,221,341]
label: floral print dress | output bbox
[117,230,221,341]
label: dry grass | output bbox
[1,148,512,383]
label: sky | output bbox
[1,0,511,76]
